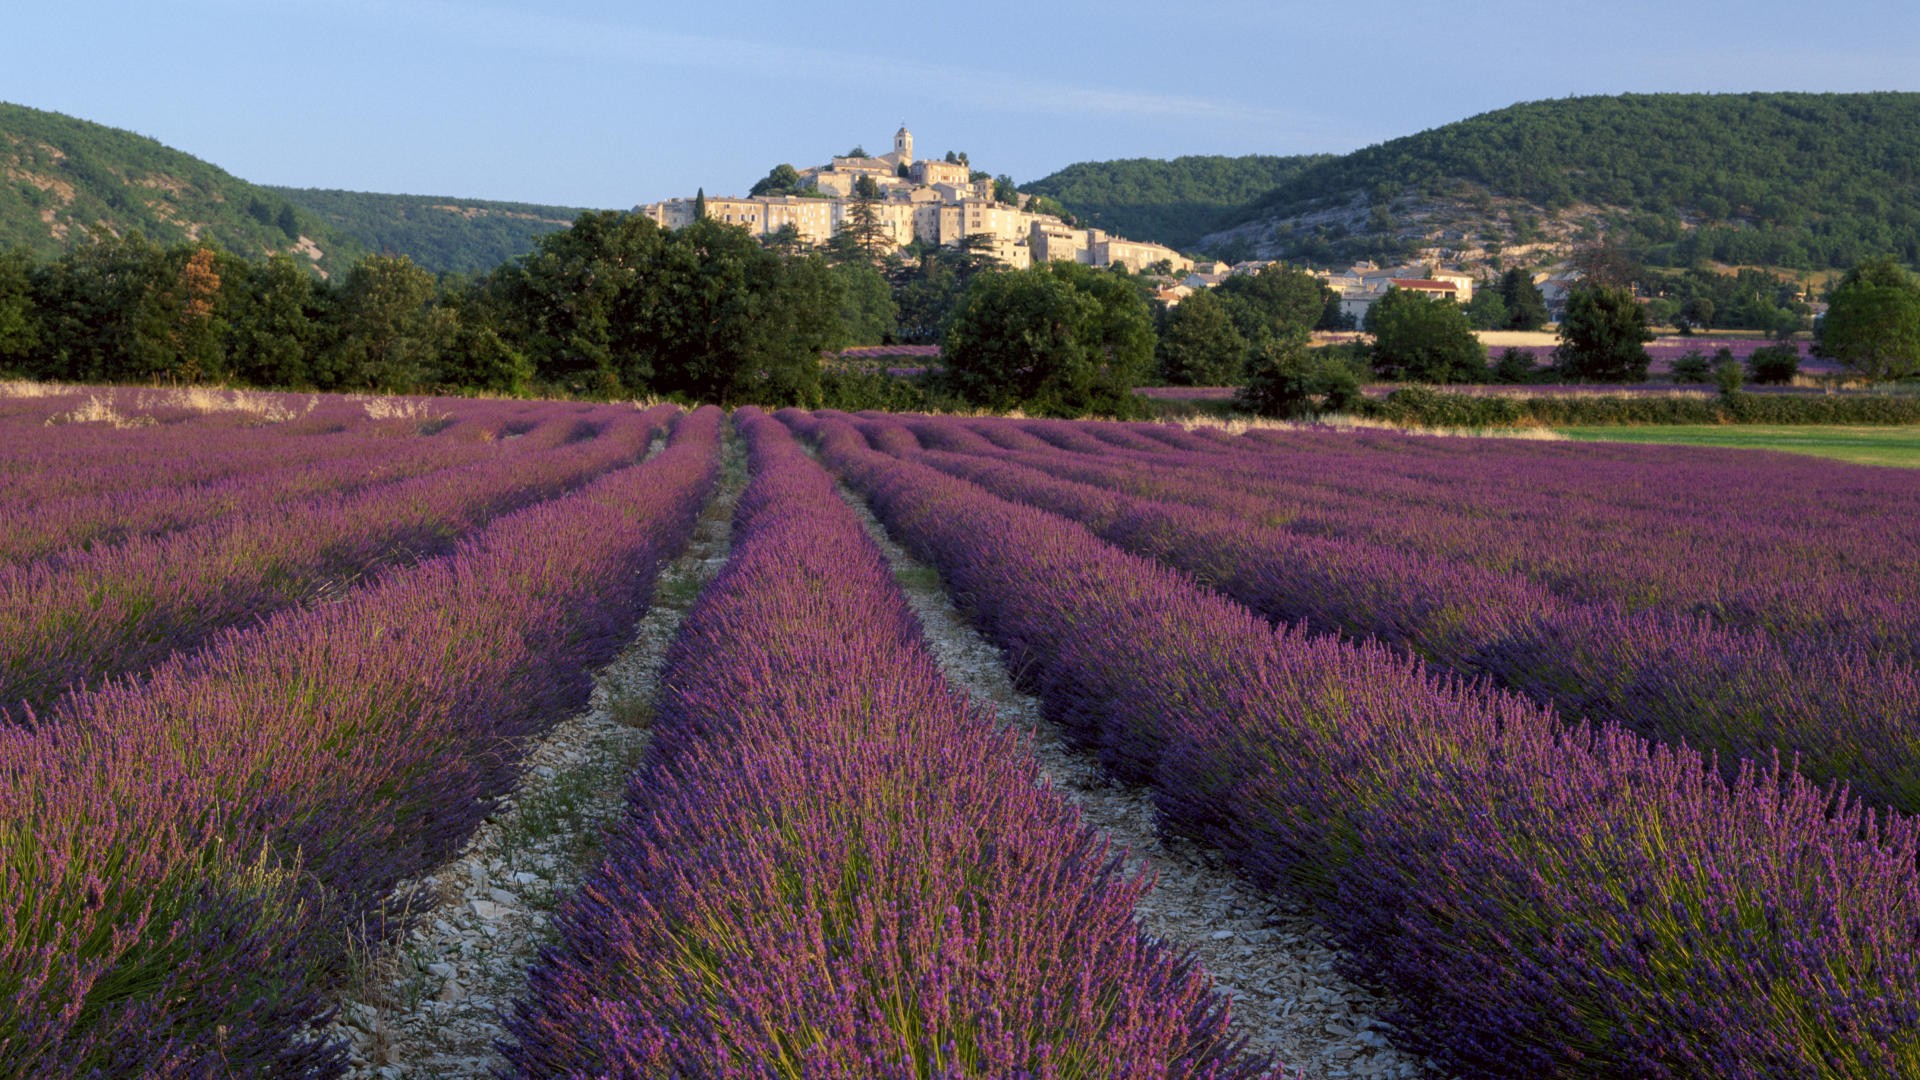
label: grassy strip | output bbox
[1558,423,1920,467]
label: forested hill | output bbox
[0,102,594,276]
[1020,154,1329,250]
[0,102,365,274]
[1205,92,1920,271]
[270,188,595,275]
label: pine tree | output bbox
[693,187,706,220]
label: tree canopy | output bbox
[1213,265,1331,346]
[942,261,1154,416]
[1155,289,1246,386]
[1364,287,1487,383]
[1556,284,1654,382]
[1818,257,1920,380]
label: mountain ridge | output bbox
[1198,92,1920,271]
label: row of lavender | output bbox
[507,408,1277,1077]
[791,409,1920,1078]
[1,403,673,721]
[0,406,720,1075]
[924,416,1920,656]
[866,414,1920,816]
[0,397,582,566]
[1004,415,1919,655]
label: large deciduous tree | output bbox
[1555,284,1654,382]
[748,164,803,197]
[317,253,453,391]
[1156,289,1247,386]
[1365,286,1487,384]
[220,253,317,388]
[1214,264,1329,345]
[942,262,1155,416]
[0,248,40,369]
[1818,257,1920,380]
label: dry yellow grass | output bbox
[45,394,154,429]
[1178,413,1566,441]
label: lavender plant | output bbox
[0,404,675,721]
[506,407,1274,1079]
[0,407,721,1076]
[790,408,1920,1078]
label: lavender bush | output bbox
[788,408,1920,1078]
[506,407,1274,1079]
[0,403,675,721]
[868,415,1920,814]
[0,407,720,1076]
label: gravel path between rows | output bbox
[327,434,746,1079]
[835,482,1439,1080]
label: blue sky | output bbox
[7,1,1918,209]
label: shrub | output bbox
[1236,337,1361,419]
[1746,344,1801,385]
[1670,349,1714,384]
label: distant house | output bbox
[1386,278,1466,302]
[1535,272,1584,321]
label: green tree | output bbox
[832,175,891,261]
[829,259,898,346]
[23,232,228,384]
[1555,284,1654,382]
[1497,268,1549,330]
[1818,257,1920,380]
[646,219,839,406]
[749,164,803,197]
[220,253,316,387]
[317,254,453,390]
[1680,296,1716,333]
[485,210,670,394]
[1492,346,1540,383]
[1670,350,1714,384]
[1025,194,1075,225]
[892,247,979,343]
[942,261,1155,416]
[693,187,707,220]
[1235,336,1361,418]
[1745,344,1800,385]
[1155,289,1246,386]
[993,175,1019,205]
[1365,287,1487,383]
[1215,264,1329,345]
[1463,287,1509,330]
[0,248,40,370]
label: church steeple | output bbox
[893,123,913,168]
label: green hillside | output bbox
[1211,92,1920,269]
[1021,154,1329,250]
[0,102,364,274]
[272,188,594,275]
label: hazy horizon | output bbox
[9,0,1919,209]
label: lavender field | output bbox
[5,383,1918,1077]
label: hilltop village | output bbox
[639,126,1193,274]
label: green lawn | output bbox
[1557,425,1920,468]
